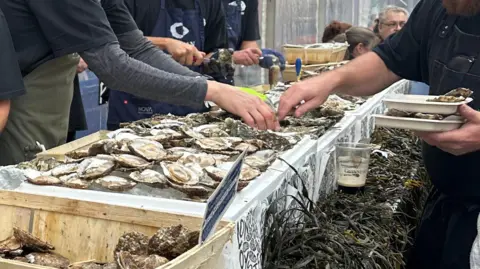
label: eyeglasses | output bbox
[381,21,406,28]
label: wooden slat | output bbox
[0,190,212,230]
[0,259,51,269]
[0,205,32,239]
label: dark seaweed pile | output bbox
[262,128,430,269]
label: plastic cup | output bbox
[335,143,372,192]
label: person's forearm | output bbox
[79,42,207,109]
[116,30,199,77]
[318,52,400,96]
[240,41,260,50]
[146,36,169,50]
[0,100,10,132]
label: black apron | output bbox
[67,74,88,142]
[407,15,480,269]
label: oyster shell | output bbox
[195,137,231,151]
[69,262,103,269]
[148,129,183,142]
[103,263,119,269]
[78,158,116,179]
[204,165,261,182]
[114,232,149,256]
[128,139,167,161]
[13,228,54,252]
[113,154,150,169]
[386,109,413,117]
[193,124,229,137]
[151,119,186,129]
[444,87,473,98]
[162,151,185,162]
[428,95,466,103]
[88,139,119,156]
[148,225,199,260]
[244,150,276,171]
[129,169,168,186]
[116,251,169,269]
[95,176,137,191]
[161,162,211,196]
[234,143,258,153]
[64,177,91,189]
[50,163,79,177]
[178,154,216,168]
[66,148,90,159]
[22,169,46,181]
[0,236,22,254]
[25,252,70,268]
[180,126,205,140]
[27,175,62,186]
[413,113,444,120]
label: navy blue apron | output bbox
[107,0,208,130]
[214,0,243,85]
[406,15,480,269]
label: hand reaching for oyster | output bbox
[205,81,280,130]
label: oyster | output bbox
[162,151,185,162]
[244,150,276,171]
[386,109,413,117]
[50,163,79,177]
[168,147,199,154]
[180,126,205,140]
[95,176,137,191]
[151,119,186,129]
[59,173,77,183]
[178,154,216,168]
[27,175,62,186]
[444,87,473,98]
[161,162,211,196]
[25,252,70,268]
[195,137,232,151]
[428,95,466,103]
[413,113,444,120]
[113,154,150,169]
[70,262,103,269]
[103,263,119,269]
[115,232,149,256]
[0,236,22,254]
[116,251,169,269]
[64,177,91,189]
[209,154,230,164]
[88,139,119,156]
[193,124,229,137]
[148,128,183,142]
[148,225,199,260]
[129,169,168,186]
[234,143,258,153]
[21,158,60,172]
[22,169,45,181]
[112,142,132,155]
[13,228,54,252]
[66,148,90,159]
[78,158,115,179]
[128,139,167,161]
[204,165,261,182]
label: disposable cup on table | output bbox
[335,143,373,193]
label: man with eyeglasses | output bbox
[374,5,409,41]
[279,0,480,267]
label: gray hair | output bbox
[378,5,409,23]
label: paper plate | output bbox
[374,115,465,132]
[383,94,473,114]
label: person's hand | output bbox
[277,77,332,120]
[76,58,88,73]
[205,81,279,130]
[416,104,480,156]
[164,38,204,66]
[233,48,262,66]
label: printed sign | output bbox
[200,149,247,244]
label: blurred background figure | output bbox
[332,27,380,60]
[373,5,409,41]
[321,20,352,43]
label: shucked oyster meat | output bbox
[78,158,115,179]
[204,165,261,182]
[148,224,199,260]
[129,169,168,186]
[128,139,167,161]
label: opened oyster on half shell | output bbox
[77,157,116,179]
[128,139,167,161]
[129,169,168,186]
[95,176,137,191]
[161,162,212,196]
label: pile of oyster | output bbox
[16,110,342,199]
[0,227,73,268]
[300,61,349,80]
[0,225,198,269]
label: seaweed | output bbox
[262,128,430,269]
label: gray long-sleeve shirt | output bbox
[79,29,208,109]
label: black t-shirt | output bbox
[0,0,138,76]
[240,0,260,42]
[0,9,25,99]
[124,0,227,53]
[373,0,480,196]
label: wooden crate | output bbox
[0,190,234,269]
[36,131,110,161]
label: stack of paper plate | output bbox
[374,94,472,132]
